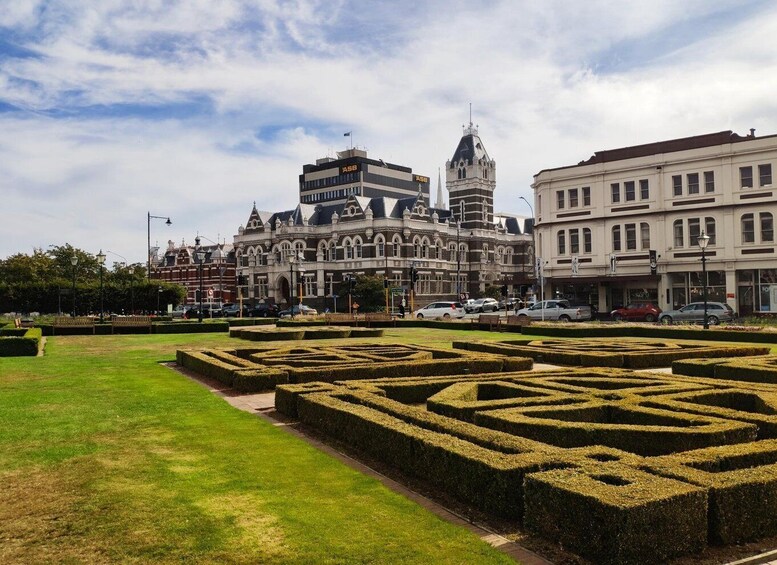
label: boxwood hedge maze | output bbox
[179,340,777,564]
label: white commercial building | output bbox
[532,129,777,316]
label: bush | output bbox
[154,321,229,334]
[0,327,41,356]
[524,464,707,564]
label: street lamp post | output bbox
[520,195,542,320]
[96,249,106,322]
[195,236,205,323]
[698,230,711,330]
[70,255,78,316]
[147,212,172,280]
[157,286,163,315]
[289,256,296,319]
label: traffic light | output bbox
[410,266,418,286]
[195,288,201,302]
[350,275,356,292]
[383,277,389,289]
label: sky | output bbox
[2,0,777,264]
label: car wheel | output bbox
[518,314,528,320]
[660,316,672,325]
[443,313,450,319]
[416,313,423,319]
[644,314,656,323]
[559,314,571,322]
[612,313,623,322]
[478,307,483,313]
[707,315,720,325]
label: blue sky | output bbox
[2,0,777,263]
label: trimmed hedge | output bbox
[673,355,777,384]
[524,464,707,565]
[0,327,42,356]
[644,440,777,544]
[522,324,777,344]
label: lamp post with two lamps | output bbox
[698,231,711,330]
[288,253,305,319]
[147,212,172,280]
[96,250,106,322]
[70,255,78,316]
[194,237,206,323]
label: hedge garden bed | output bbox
[0,326,42,356]
[229,325,384,341]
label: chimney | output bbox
[750,128,756,137]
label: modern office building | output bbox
[532,129,777,316]
[233,123,533,312]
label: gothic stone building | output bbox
[233,125,534,312]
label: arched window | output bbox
[294,241,305,259]
[673,220,684,247]
[421,237,430,259]
[255,245,265,266]
[413,237,421,258]
[762,212,774,242]
[742,213,755,243]
[611,226,621,252]
[640,222,650,250]
[583,228,592,253]
[505,248,513,265]
[343,237,353,260]
[705,217,716,245]
[392,235,401,258]
[376,235,385,258]
[353,236,363,259]
[449,243,457,262]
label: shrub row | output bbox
[176,349,288,391]
[521,324,777,343]
[273,367,777,560]
[229,326,384,341]
[0,327,42,356]
[454,339,770,368]
[673,355,777,384]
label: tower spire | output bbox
[435,167,445,209]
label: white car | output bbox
[464,298,499,313]
[415,301,465,319]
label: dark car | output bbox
[610,303,662,322]
[185,304,223,319]
[277,304,318,318]
[248,303,281,318]
[222,303,249,317]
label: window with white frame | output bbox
[640,179,649,200]
[583,227,592,253]
[303,275,315,298]
[392,236,401,257]
[257,277,269,299]
[413,239,421,258]
[326,274,334,296]
[344,238,353,259]
[688,218,701,247]
[376,237,385,257]
[760,164,772,186]
[611,183,620,203]
[612,226,621,252]
[674,219,684,247]
[624,181,635,202]
[557,231,566,254]
[705,217,716,245]
[625,223,637,250]
[640,222,650,250]
[741,166,753,188]
[687,173,700,195]
[583,186,591,206]
[570,229,579,254]
[704,171,715,193]
[742,214,755,243]
[557,190,565,210]
[569,188,578,208]
[762,212,774,242]
[354,237,363,259]
[672,175,682,196]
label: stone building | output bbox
[233,124,534,313]
[532,129,777,316]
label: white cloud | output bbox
[2,0,777,260]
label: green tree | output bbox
[353,275,387,312]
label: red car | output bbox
[610,303,662,322]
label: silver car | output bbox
[415,301,465,319]
[658,302,735,325]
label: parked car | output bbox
[464,298,499,313]
[514,300,592,322]
[222,303,250,317]
[185,304,222,319]
[278,304,318,318]
[414,301,465,319]
[171,305,188,319]
[610,303,662,322]
[498,297,517,310]
[248,303,280,318]
[658,302,735,325]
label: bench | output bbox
[13,318,21,329]
[472,314,501,331]
[364,312,393,327]
[505,314,532,327]
[111,315,153,334]
[324,313,355,325]
[53,316,95,335]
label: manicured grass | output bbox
[0,332,514,564]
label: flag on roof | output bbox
[344,131,351,136]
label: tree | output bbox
[352,275,387,312]
[482,285,502,301]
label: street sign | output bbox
[391,287,403,295]
[207,288,214,298]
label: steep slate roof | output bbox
[450,127,491,166]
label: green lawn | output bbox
[0,331,515,564]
